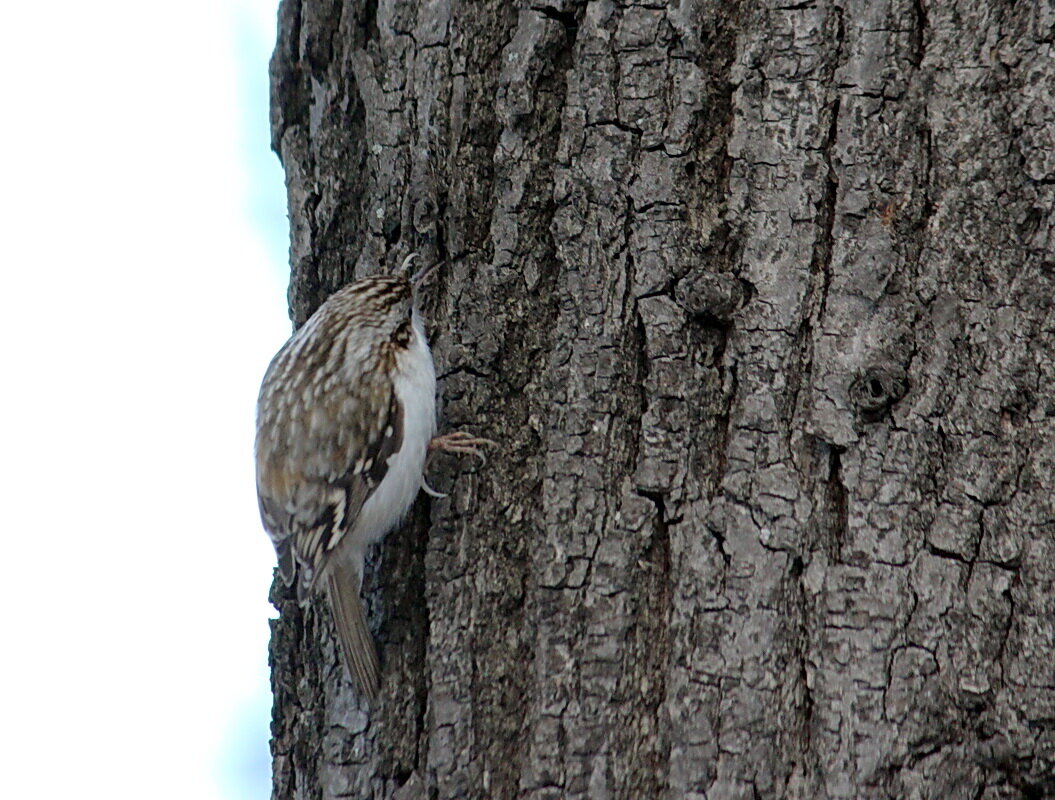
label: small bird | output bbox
[255,257,490,699]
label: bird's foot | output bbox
[427,431,496,463]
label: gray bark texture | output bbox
[265,1,1055,798]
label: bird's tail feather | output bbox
[325,563,380,700]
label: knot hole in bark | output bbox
[850,363,909,422]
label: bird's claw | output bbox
[428,431,496,464]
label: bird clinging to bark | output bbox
[255,256,491,698]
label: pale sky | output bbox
[1,3,289,798]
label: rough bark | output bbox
[265,1,1055,798]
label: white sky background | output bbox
[0,3,289,798]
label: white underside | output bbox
[349,313,436,554]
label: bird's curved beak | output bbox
[403,252,443,287]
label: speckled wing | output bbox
[256,342,404,601]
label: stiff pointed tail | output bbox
[325,564,380,700]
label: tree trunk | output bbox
[265,1,1055,798]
